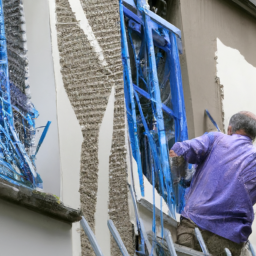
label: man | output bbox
[169,111,256,256]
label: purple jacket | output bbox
[172,132,256,243]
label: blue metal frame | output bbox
[120,0,188,222]
[144,12,178,218]
[205,109,220,132]
[120,1,144,196]
[0,0,49,189]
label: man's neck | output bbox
[233,130,252,140]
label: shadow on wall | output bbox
[23,0,61,196]
[166,0,256,137]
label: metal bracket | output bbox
[108,220,130,256]
[195,228,210,256]
[164,229,177,256]
[225,248,232,256]
[80,216,104,256]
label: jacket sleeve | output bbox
[244,177,256,206]
[241,157,256,206]
[171,132,217,164]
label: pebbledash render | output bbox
[55,0,134,255]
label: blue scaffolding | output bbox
[0,0,49,189]
[120,0,188,222]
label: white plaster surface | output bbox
[216,38,256,248]
[23,0,61,196]
[0,199,72,256]
[216,39,256,133]
[48,0,83,255]
[125,118,138,235]
[95,86,115,256]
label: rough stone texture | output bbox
[215,76,225,132]
[0,178,82,223]
[55,1,107,253]
[55,0,134,255]
[79,0,123,77]
[79,0,135,254]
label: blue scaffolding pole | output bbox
[0,0,48,189]
[120,0,145,196]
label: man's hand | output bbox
[169,150,178,158]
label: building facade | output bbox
[0,0,256,255]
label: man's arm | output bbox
[169,132,217,164]
[242,162,256,205]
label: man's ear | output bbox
[227,125,232,135]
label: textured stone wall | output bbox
[55,0,134,255]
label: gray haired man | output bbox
[169,111,256,256]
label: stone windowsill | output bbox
[138,197,178,228]
[0,179,82,224]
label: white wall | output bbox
[48,1,120,255]
[24,0,83,255]
[23,0,61,196]
[94,86,115,256]
[216,38,256,247]
[0,199,72,256]
[48,0,83,255]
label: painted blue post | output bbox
[119,0,144,196]
[249,241,256,256]
[123,0,189,218]
[205,109,220,132]
[35,121,51,156]
[143,13,175,217]
[168,32,188,143]
[108,220,130,256]
[167,32,189,213]
[134,91,166,227]
[134,91,161,171]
